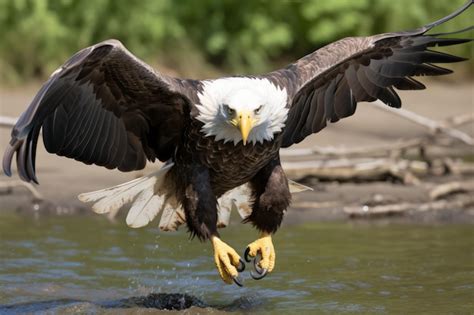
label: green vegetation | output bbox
[0,0,472,83]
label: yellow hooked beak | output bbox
[234,110,254,145]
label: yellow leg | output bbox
[245,232,275,279]
[211,236,244,286]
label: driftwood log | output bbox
[281,138,425,158]
[344,195,474,217]
[429,180,474,200]
[282,158,427,184]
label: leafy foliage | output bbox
[0,0,471,83]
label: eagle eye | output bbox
[223,104,235,116]
[254,105,263,114]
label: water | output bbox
[0,212,473,314]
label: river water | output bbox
[0,212,472,314]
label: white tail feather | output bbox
[93,177,156,215]
[217,179,313,224]
[218,184,253,224]
[126,187,156,227]
[79,163,174,225]
[217,206,231,227]
[288,179,313,193]
[78,177,148,213]
[159,197,186,231]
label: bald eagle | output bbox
[3,2,473,286]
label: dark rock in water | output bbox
[107,293,208,310]
[1,294,207,313]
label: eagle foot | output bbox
[211,236,245,286]
[244,232,275,280]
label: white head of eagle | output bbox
[196,77,288,145]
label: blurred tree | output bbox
[0,0,471,83]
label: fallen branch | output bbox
[283,158,427,184]
[429,180,474,200]
[370,101,474,145]
[344,195,474,217]
[281,138,424,158]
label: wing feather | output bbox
[334,77,356,119]
[393,77,426,91]
[259,2,472,147]
[3,40,202,183]
[311,90,326,132]
[322,76,338,123]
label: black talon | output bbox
[253,254,264,274]
[244,248,269,280]
[237,258,246,272]
[248,252,268,280]
[251,268,268,280]
[233,275,244,287]
[244,247,252,262]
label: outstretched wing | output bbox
[262,1,473,147]
[3,39,201,183]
